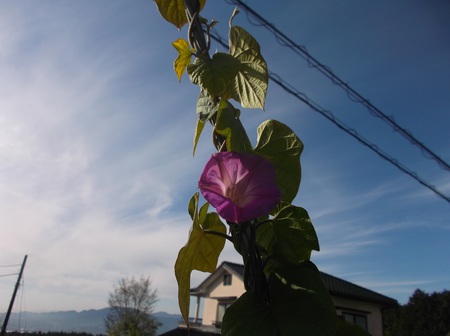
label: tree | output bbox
[384,288,450,336]
[105,276,160,336]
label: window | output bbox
[342,312,368,331]
[223,273,232,286]
[216,301,233,326]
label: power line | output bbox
[209,31,450,204]
[0,273,19,278]
[226,0,450,173]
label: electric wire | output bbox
[0,264,21,277]
[209,30,450,204]
[226,0,450,173]
[0,273,19,278]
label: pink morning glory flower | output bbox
[198,151,281,223]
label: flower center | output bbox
[225,174,254,207]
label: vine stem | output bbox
[204,229,233,242]
[183,0,228,152]
[184,0,208,55]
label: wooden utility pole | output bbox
[1,255,27,336]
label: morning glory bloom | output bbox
[198,151,281,223]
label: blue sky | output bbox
[0,1,449,315]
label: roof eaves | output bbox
[190,261,398,308]
[320,272,398,307]
[190,261,241,295]
[222,261,244,280]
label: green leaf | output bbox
[271,203,320,263]
[187,191,198,219]
[256,204,319,276]
[229,26,268,109]
[254,119,303,203]
[222,292,277,336]
[193,118,205,156]
[215,100,253,153]
[254,221,276,255]
[172,38,192,81]
[222,262,336,336]
[269,262,337,336]
[187,53,240,98]
[175,193,226,326]
[196,90,219,122]
[193,90,218,156]
[337,318,372,336]
[154,0,206,29]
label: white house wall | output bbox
[210,275,245,298]
[196,266,388,336]
[332,296,385,336]
[202,271,246,325]
[202,297,219,325]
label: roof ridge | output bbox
[320,271,396,302]
[219,261,397,306]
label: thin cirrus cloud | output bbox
[0,2,202,313]
[1,0,449,314]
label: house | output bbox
[161,261,398,336]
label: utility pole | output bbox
[1,255,27,336]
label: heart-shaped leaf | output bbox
[254,120,303,203]
[222,262,336,336]
[229,26,268,109]
[214,100,253,153]
[196,90,219,122]
[271,203,319,262]
[154,0,206,29]
[175,193,226,326]
[188,53,240,98]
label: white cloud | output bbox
[0,2,206,314]
[1,0,449,316]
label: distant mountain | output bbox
[153,311,184,335]
[3,309,181,335]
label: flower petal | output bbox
[198,152,281,223]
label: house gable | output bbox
[190,261,397,336]
[193,261,397,307]
[191,263,245,326]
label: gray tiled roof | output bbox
[220,261,397,307]
[320,271,397,306]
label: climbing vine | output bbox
[154,1,369,335]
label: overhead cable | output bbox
[209,31,450,205]
[0,273,19,278]
[0,264,21,268]
[226,0,450,173]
